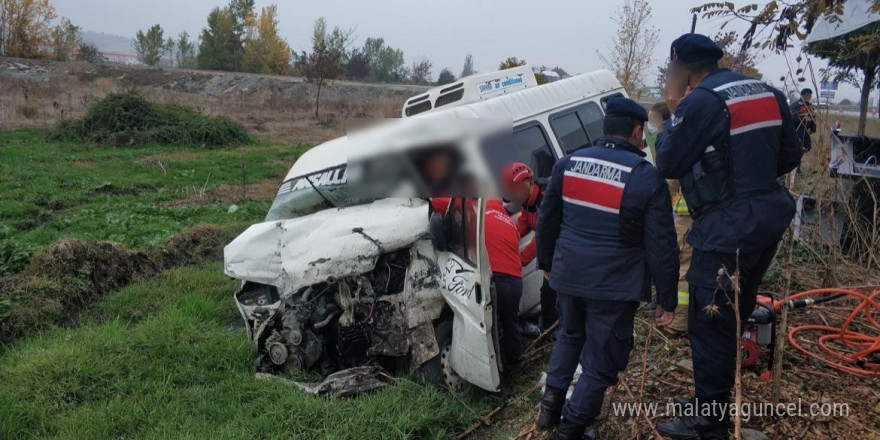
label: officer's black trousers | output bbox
[687,244,778,412]
[546,293,637,425]
[494,274,523,367]
[540,279,558,330]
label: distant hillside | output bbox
[82,30,134,53]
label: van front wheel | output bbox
[414,319,472,395]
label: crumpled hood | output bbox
[224,198,430,296]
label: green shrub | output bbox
[48,92,251,147]
[0,240,34,277]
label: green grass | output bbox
[0,126,499,439]
[0,129,309,274]
[0,264,495,440]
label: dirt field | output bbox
[0,56,429,143]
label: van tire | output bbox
[413,319,449,388]
[414,319,472,395]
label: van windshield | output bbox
[265,165,380,220]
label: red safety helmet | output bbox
[502,162,534,188]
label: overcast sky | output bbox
[54,0,868,102]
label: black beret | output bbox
[670,33,724,64]
[605,97,648,121]
[801,88,813,95]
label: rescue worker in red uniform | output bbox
[502,162,558,330]
[484,199,525,367]
[430,197,524,368]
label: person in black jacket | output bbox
[655,34,802,440]
[535,97,679,440]
[790,88,817,153]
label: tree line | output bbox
[0,0,104,62]
[1,0,574,91]
[132,0,487,86]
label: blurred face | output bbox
[803,92,813,103]
[665,60,690,97]
[423,151,450,188]
[508,179,532,205]
[647,111,664,134]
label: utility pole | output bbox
[691,13,698,33]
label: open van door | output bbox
[435,198,502,392]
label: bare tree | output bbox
[78,43,106,63]
[498,56,526,70]
[714,31,763,79]
[460,53,474,78]
[436,68,455,85]
[410,56,433,84]
[598,0,658,97]
[499,57,548,84]
[345,47,370,80]
[304,17,353,118]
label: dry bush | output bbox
[15,104,37,119]
[96,77,118,93]
[151,224,235,268]
[0,224,241,344]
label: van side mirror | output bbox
[429,212,449,252]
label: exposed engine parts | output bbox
[235,249,432,378]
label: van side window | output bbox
[550,112,590,154]
[577,103,605,144]
[512,125,556,178]
[550,102,605,155]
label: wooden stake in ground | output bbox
[772,170,798,403]
[632,321,654,439]
[519,320,559,361]
[618,376,664,440]
[732,250,743,440]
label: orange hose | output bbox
[786,287,880,376]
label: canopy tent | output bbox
[806,0,880,43]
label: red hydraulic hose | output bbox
[785,287,880,377]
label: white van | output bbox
[224,67,635,393]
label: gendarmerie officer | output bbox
[536,97,679,440]
[655,34,802,439]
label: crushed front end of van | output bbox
[225,195,450,385]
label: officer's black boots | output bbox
[656,415,730,440]
[673,395,693,407]
[583,427,598,440]
[555,417,598,440]
[537,385,566,430]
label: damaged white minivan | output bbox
[223,66,633,393]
